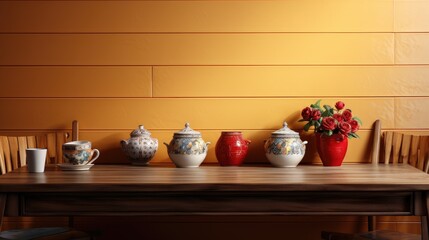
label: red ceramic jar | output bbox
[215,132,251,166]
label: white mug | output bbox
[26,148,47,173]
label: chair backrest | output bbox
[371,119,429,172]
[0,133,69,175]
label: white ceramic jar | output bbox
[120,125,158,165]
[264,122,308,167]
[164,123,210,168]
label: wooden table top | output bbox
[1,164,429,192]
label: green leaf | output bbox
[303,122,312,131]
[352,117,363,125]
[314,120,321,128]
[321,111,330,117]
[349,132,359,138]
[327,130,333,136]
[315,99,322,106]
[310,99,322,109]
[323,105,332,112]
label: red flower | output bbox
[349,120,359,133]
[342,109,353,122]
[332,113,343,123]
[311,109,321,121]
[299,100,361,139]
[335,101,345,110]
[338,122,352,135]
[301,107,312,120]
[321,117,336,130]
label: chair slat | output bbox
[371,120,381,165]
[72,120,79,141]
[17,136,28,167]
[384,132,393,164]
[418,136,429,171]
[0,138,6,175]
[46,133,56,164]
[392,132,403,164]
[410,136,420,167]
[57,132,68,164]
[7,137,19,171]
[401,134,412,164]
[36,135,48,163]
[1,136,12,173]
[27,136,36,148]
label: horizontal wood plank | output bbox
[0,34,394,65]
[396,33,429,64]
[396,98,429,129]
[2,164,429,192]
[153,66,429,97]
[0,66,152,97]
[395,0,429,32]
[0,98,394,130]
[0,0,393,33]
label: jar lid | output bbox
[271,122,299,137]
[174,123,201,137]
[130,125,151,137]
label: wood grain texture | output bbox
[0,34,394,65]
[0,1,393,33]
[0,67,152,97]
[1,164,429,192]
[0,98,395,130]
[153,66,429,97]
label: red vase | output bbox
[215,132,251,166]
[316,133,348,166]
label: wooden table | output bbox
[1,164,429,238]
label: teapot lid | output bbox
[130,125,151,137]
[174,123,201,137]
[271,122,299,137]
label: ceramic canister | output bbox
[215,131,251,166]
[164,123,210,168]
[264,122,307,167]
[120,125,158,166]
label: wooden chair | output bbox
[0,122,91,239]
[321,119,429,240]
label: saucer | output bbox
[57,163,94,171]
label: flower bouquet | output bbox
[299,100,362,166]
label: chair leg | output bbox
[0,194,6,231]
[368,216,376,231]
[422,216,429,240]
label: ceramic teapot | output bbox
[164,123,210,168]
[264,122,307,167]
[121,125,158,165]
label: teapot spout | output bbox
[163,142,169,148]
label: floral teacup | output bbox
[62,140,100,165]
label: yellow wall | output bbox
[1,0,429,239]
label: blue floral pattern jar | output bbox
[164,123,210,168]
[264,122,307,167]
